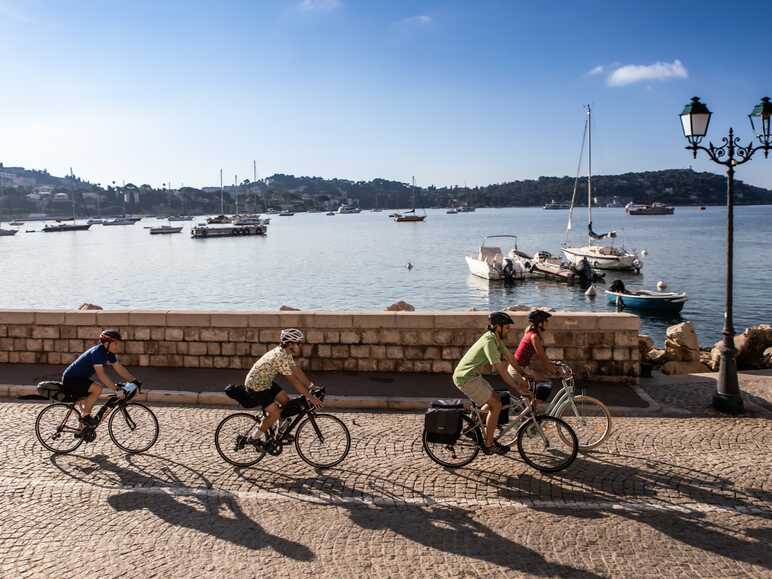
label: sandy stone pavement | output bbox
[1,376,770,578]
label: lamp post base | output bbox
[712,392,744,415]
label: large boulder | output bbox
[661,360,712,375]
[386,301,415,312]
[78,303,103,310]
[709,324,772,370]
[279,305,301,311]
[639,335,656,359]
[664,321,701,362]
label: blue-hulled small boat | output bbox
[606,289,688,313]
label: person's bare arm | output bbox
[94,365,118,391]
[495,360,531,398]
[112,362,135,382]
[532,334,559,376]
[288,368,322,407]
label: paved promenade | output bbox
[0,371,770,578]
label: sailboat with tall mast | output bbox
[393,177,426,222]
[561,106,641,273]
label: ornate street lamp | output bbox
[679,96,771,414]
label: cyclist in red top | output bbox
[512,310,561,382]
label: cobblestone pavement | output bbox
[1,386,770,578]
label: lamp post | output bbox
[679,96,772,414]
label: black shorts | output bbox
[245,383,283,407]
[61,377,94,398]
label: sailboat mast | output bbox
[412,176,415,211]
[587,105,593,246]
[220,169,224,214]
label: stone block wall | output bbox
[0,309,640,383]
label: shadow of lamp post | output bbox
[679,96,771,414]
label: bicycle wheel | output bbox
[215,412,266,467]
[554,395,612,450]
[108,403,159,454]
[35,403,84,454]
[516,415,578,473]
[294,413,351,469]
[423,414,480,469]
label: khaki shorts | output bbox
[456,376,494,407]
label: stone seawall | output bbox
[0,309,640,383]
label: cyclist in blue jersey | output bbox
[62,329,140,426]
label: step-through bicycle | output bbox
[501,361,612,450]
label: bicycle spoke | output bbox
[35,404,84,454]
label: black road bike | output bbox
[35,381,159,454]
[215,386,351,469]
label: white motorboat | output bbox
[561,106,642,273]
[149,225,183,235]
[337,204,361,214]
[625,202,675,215]
[465,235,528,281]
[103,217,137,226]
[0,227,18,236]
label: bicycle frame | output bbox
[262,405,325,444]
[469,398,550,446]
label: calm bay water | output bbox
[1,206,770,346]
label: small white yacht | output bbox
[465,235,529,281]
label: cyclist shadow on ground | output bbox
[237,468,602,578]
[50,452,315,562]
[458,453,772,571]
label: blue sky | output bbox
[1,0,770,189]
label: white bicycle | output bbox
[500,361,612,450]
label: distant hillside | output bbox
[1,165,770,216]
[260,169,772,208]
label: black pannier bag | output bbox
[280,396,307,418]
[424,399,464,444]
[37,381,69,402]
[224,384,261,409]
[498,391,511,425]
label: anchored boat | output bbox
[606,280,687,313]
[465,235,528,281]
[562,106,642,273]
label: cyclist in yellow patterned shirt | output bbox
[244,328,322,445]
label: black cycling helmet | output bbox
[488,311,514,327]
[99,329,123,343]
[528,310,552,325]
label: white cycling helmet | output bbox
[280,328,304,344]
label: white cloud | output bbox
[298,0,340,12]
[587,65,605,76]
[401,15,432,26]
[606,60,688,87]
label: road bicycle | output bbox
[215,386,351,469]
[423,394,578,472]
[35,381,159,454]
[501,361,612,450]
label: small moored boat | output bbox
[606,280,687,313]
[465,235,529,281]
[149,225,183,235]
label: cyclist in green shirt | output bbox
[453,311,533,454]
